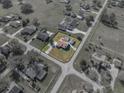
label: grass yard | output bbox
[58,75,93,93]
[0,34,9,45]
[50,48,75,62]
[30,38,48,50]
[114,80,124,93]
[3,26,21,35]
[42,45,50,52]
[49,32,80,63]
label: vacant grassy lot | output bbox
[3,26,21,34]
[90,22,124,54]
[58,75,93,93]
[49,32,80,63]
[30,38,48,50]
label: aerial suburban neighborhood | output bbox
[0,0,124,93]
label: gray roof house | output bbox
[0,16,10,22]
[6,82,23,93]
[0,45,11,58]
[21,25,37,35]
[0,13,21,23]
[25,62,47,81]
[10,21,22,28]
[37,32,49,42]
[5,13,21,21]
[58,17,79,31]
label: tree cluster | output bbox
[101,11,118,28]
[9,39,26,56]
[85,15,94,27]
[20,3,34,14]
[0,0,13,9]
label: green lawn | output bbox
[49,32,80,63]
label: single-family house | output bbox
[37,32,49,42]
[6,82,23,93]
[9,21,22,28]
[0,45,11,58]
[21,25,37,35]
[25,62,47,81]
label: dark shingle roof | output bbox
[37,32,49,42]
[21,25,36,35]
[9,86,22,93]
[25,62,47,81]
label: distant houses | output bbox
[0,13,21,23]
[80,2,91,11]
[110,0,124,8]
[58,17,79,31]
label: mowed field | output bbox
[58,75,93,93]
[90,22,124,54]
[90,6,124,55]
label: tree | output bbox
[101,10,118,28]
[110,13,116,22]
[77,35,82,41]
[92,0,102,9]
[22,18,30,27]
[18,0,23,5]
[2,0,13,9]
[97,1,102,8]
[11,70,20,82]
[85,15,94,27]
[9,39,26,55]
[65,4,72,11]
[80,60,89,71]
[32,18,40,27]
[21,3,34,14]
[101,10,109,23]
